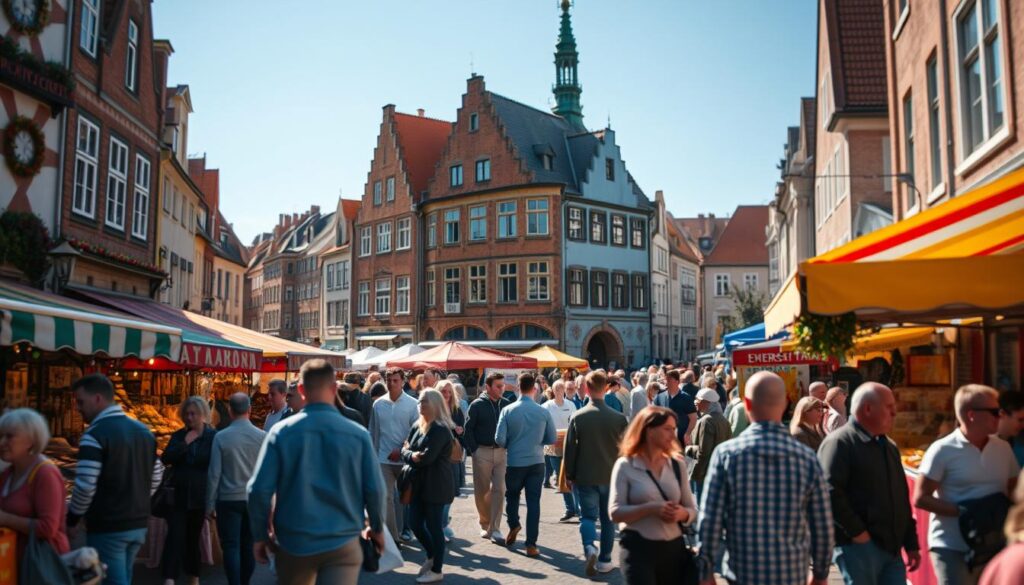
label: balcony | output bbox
[444,302,461,314]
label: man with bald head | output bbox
[698,371,834,585]
[819,383,920,585]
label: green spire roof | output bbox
[553,0,584,131]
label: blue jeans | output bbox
[834,541,907,585]
[544,455,557,485]
[87,527,147,585]
[930,548,976,585]
[577,484,615,562]
[546,455,578,515]
[410,501,446,573]
[216,500,255,585]
[505,463,545,547]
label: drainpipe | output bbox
[54,0,76,240]
[560,192,568,354]
[413,199,423,343]
[938,0,957,198]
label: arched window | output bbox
[444,326,488,341]
[498,324,554,340]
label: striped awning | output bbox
[0,290,181,360]
[766,166,1024,333]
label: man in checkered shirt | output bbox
[698,371,834,585]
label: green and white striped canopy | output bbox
[0,292,182,360]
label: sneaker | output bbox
[505,525,521,548]
[596,561,615,573]
[416,570,444,583]
[419,558,434,576]
[479,529,490,539]
[584,544,598,577]
[526,545,540,557]
[443,526,454,542]
[490,530,504,544]
[558,512,576,522]
[400,529,414,542]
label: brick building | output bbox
[351,106,450,349]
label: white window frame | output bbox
[498,201,517,238]
[903,92,917,211]
[375,278,391,316]
[469,205,487,241]
[396,217,412,250]
[526,199,549,235]
[359,226,372,257]
[376,222,392,253]
[498,262,517,303]
[357,281,370,316]
[373,180,382,205]
[395,276,410,314]
[567,207,584,240]
[105,137,129,230]
[444,209,460,244]
[468,265,487,303]
[527,261,549,301]
[72,117,100,218]
[80,0,99,56]
[425,269,436,307]
[131,154,150,239]
[927,56,945,197]
[125,20,138,91]
[743,273,758,290]
[444,267,461,305]
[326,264,336,291]
[427,214,437,248]
[820,70,833,129]
[162,177,171,213]
[893,0,911,40]
[715,273,730,297]
[611,214,626,245]
[386,176,395,201]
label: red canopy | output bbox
[387,341,538,370]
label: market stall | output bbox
[365,343,425,368]
[388,341,539,371]
[522,345,588,370]
[348,346,384,371]
[731,339,836,404]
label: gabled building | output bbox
[351,106,451,349]
[654,194,701,363]
[320,198,360,351]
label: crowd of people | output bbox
[2,359,1024,585]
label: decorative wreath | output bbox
[2,0,50,36]
[3,116,46,178]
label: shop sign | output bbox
[178,343,261,371]
[0,55,73,109]
[733,347,822,366]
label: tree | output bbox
[719,285,768,335]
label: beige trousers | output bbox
[276,538,362,585]
[471,446,507,533]
[379,463,404,539]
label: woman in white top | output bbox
[543,380,579,521]
[610,406,699,585]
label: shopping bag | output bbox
[557,457,571,494]
[20,521,74,585]
[376,525,404,574]
[0,528,15,585]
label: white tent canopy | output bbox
[348,346,385,371]
[367,343,426,367]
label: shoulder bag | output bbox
[150,463,175,519]
[644,458,699,585]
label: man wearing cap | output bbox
[684,387,732,501]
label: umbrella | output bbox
[365,343,426,367]
[348,346,385,371]
[522,345,588,369]
[387,341,538,370]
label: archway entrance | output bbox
[584,328,624,370]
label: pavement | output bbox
[135,460,844,584]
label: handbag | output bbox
[644,458,699,585]
[21,521,74,585]
[449,430,463,463]
[397,465,416,505]
[958,492,1012,570]
[360,532,381,572]
[150,465,175,519]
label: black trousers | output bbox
[161,506,205,579]
[619,529,690,585]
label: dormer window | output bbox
[541,154,553,171]
[699,237,712,251]
[469,113,479,132]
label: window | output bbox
[131,155,150,239]
[375,278,391,315]
[611,215,626,245]
[903,93,917,209]
[124,20,139,91]
[957,0,1005,155]
[475,159,490,182]
[541,153,553,171]
[470,205,487,241]
[632,274,648,310]
[715,273,730,297]
[326,264,335,290]
[80,0,99,56]
[444,268,461,305]
[591,271,608,308]
[612,273,628,309]
[395,276,410,314]
[590,211,607,243]
[373,180,382,205]
[376,222,392,253]
[498,201,517,238]
[820,71,833,128]
[605,157,615,181]
[359,226,371,256]
[446,326,486,341]
[498,263,518,302]
[385,176,395,201]
[444,209,460,244]
[396,217,411,249]
[568,268,586,306]
[339,260,349,289]
[744,273,758,290]
[527,261,549,301]
[449,165,463,187]
[469,265,487,303]
[630,218,647,249]
[425,270,436,307]
[927,57,942,191]
[72,118,99,217]
[105,137,128,229]
[162,178,170,213]
[285,286,293,301]
[357,282,370,316]
[567,207,584,241]
[526,199,549,235]
[426,214,437,248]
[469,112,479,132]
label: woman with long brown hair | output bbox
[609,406,699,584]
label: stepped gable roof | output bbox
[704,205,770,266]
[567,131,600,187]
[489,93,581,194]
[392,112,452,200]
[824,0,887,115]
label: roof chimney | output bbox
[292,213,299,224]
[697,213,705,219]
[311,205,320,215]
[709,213,715,219]
[417,108,425,117]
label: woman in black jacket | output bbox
[160,396,216,585]
[436,381,467,541]
[402,388,455,584]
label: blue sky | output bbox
[153,0,817,243]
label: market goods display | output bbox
[115,387,180,449]
[900,447,925,470]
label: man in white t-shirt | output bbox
[914,384,1020,584]
[543,380,579,521]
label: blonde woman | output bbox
[161,396,217,585]
[401,389,455,583]
[790,396,826,452]
[436,380,467,540]
[362,371,382,395]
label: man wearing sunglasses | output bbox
[914,384,1021,583]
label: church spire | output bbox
[553,0,584,130]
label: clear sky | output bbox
[153,0,817,244]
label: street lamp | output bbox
[49,241,81,292]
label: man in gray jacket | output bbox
[684,387,732,501]
[207,393,266,585]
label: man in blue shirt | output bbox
[495,372,557,557]
[653,369,698,444]
[248,359,386,585]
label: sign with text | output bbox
[178,343,262,372]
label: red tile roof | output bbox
[665,213,701,263]
[341,198,361,220]
[674,216,730,260]
[704,206,770,266]
[393,112,452,200]
[824,0,888,113]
